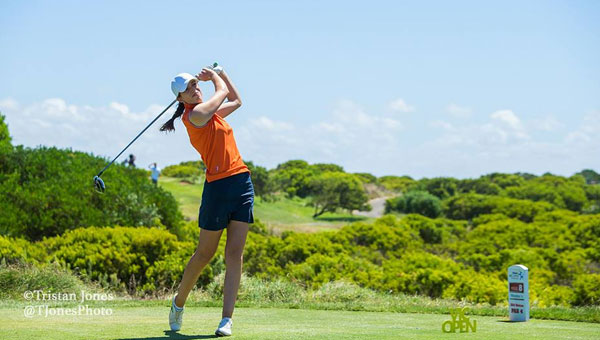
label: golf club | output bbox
[93,99,177,192]
[93,63,220,193]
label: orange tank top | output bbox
[181,103,250,182]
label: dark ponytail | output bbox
[160,102,185,132]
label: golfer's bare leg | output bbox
[222,220,249,318]
[175,228,223,308]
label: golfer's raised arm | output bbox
[189,69,229,124]
[213,70,242,119]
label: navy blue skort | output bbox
[199,171,254,231]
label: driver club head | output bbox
[93,176,105,193]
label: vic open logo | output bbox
[441,307,477,333]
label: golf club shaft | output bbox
[96,99,178,177]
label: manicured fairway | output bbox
[159,176,371,232]
[1,305,598,340]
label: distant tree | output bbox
[353,172,378,184]
[378,175,416,193]
[308,172,369,217]
[270,167,315,198]
[577,169,600,185]
[0,113,12,157]
[417,177,459,199]
[504,174,588,211]
[457,178,501,195]
[311,163,344,173]
[275,159,310,171]
[244,160,269,197]
[482,173,525,189]
[385,191,442,218]
[518,172,538,180]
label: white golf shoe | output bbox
[169,296,184,331]
[215,317,233,337]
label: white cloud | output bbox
[531,115,562,132]
[564,110,600,146]
[430,109,529,148]
[236,99,403,172]
[490,109,529,140]
[1,97,197,169]
[445,103,472,118]
[0,98,20,111]
[387,98,415,113]
[250,116,293,131]
[2,96,598,178]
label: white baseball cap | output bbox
[171,73,197,97]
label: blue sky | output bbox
[1,0,599,178]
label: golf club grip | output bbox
[96,99,178,177]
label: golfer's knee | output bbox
[225,248,243,264]
[193,249,216,263]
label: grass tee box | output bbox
[1,305,599,340]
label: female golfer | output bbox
[162,65,253,337]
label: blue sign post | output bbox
[508,264,529,322]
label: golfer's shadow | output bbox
[116,330,218,340]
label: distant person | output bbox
[127,154,136,167]
[149,163,160,185]
[162,65,253,337]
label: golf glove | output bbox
[207,63,223,75]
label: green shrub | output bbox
[0,235,45,264]
[505,174,588,211]
[353,172,377,184]
[573,274,600,305]
[443,193,555,222]
[385,191,442,218]
[377,176,416,193]
[533,284,575,307]
[443,270,506,305]
[382,252,461,298]
[416,177,459,199]
[161,164,202,179]
[245,161,270,197]
[0,145,183,240]
[569,214,600,261]
[401,214,467,245]
[40,226,199,294]
[0,261,89,299]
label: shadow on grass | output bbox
[116,330,218,340]
[314,215,368,223]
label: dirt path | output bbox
[353,196,397,218]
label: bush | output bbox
[443,193,555,222]
[402,214,467,245]
[307,172,369,217]
[416,177,459,199]
[505,174,588,212]
[382,252,462,298]
[161,165,202,179]
[443,270,506,305]
[385,191,442,218]
[353,172,377,184]
[245,160,269,197]
[378,176,416,193]
[573,274,600,306]
[0,261,89,299]
[0,235,46,264]
[0,145,183,240]
[40,226,201,294]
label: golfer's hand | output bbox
[196,68,217,81]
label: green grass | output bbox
[159,176,372,232]
[1,303,598,340]
[158,177,204,221]
[253,195,372,233]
